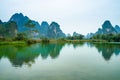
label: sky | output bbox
[0,0,120,35]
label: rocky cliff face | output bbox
[39,21,66,39]
[9,13,41,38]
[86,20,119,39]
[115,25,120,33]
[95,20,117,35]
[40,21,49,37]
[0,21,17,38]
[9,13,29,32]
[9,13,66,39]
[102,20,117,34]
[95,28,103,34]
[48,22,66,39]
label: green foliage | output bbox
[14,33,27,41]
[66,35,84,40]
[0,21,17,38]
[91,34,120,42]
[26,39,38,44]
[0,41,26,45]
[41,38,50,43]
[0,38,6,41]
[25,20,35,28]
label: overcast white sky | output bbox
[0,0,120,35]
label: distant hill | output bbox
[73,32,81,36]
[96,20,117,34]
[115,25,120,33]
[1,13,66,39]
[1,14,120,40]
[86,20,120,38]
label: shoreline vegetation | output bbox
[0,32,120,45]
[0,38,120,45]
[1,13,120,45]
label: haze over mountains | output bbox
[0,13,66,39]
[87,20,120,38]
[0,13,120,39]
[9,13,66,39]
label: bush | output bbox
[91,34,120,42]
[26,40,37,44]
[0,38,6,41]
[41,38,50,43]
[14,33,27,41]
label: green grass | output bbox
[55,39,107,43]
[0,41,27,46]
[0,39,119,45]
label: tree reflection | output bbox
[0,43,65,67]
[88,43,120,61]
[1,42,120,67]
[39,43,65,59]
[72,42,85,49]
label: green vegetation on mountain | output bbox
[1,13,120,44]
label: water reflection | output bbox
[0,43,65,67]
[65,42,85,49]
[0,42,120,67]
[73,42,85,48]
[40,43,65,59]
[88,43,120,61]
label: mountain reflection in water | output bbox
[0,43,65,67]
[0,42,120,67]
[87,42,120,61]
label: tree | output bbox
[25,20,35,28]
[14,33,27,41]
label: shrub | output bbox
[41,38,50,43]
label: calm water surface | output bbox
[0,42,120,80]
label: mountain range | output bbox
[0,13,120,39]
[0,20,17,38]
[0,13,66,39]
[86,20,120,38]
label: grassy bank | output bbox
[0,38,120,45]
[0,41,27,46]
[54,39,107,43]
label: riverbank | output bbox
[0,39,120,45]
[0,41,27,47]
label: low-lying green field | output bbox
[0,39,120,45]
[0,41,26,44]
